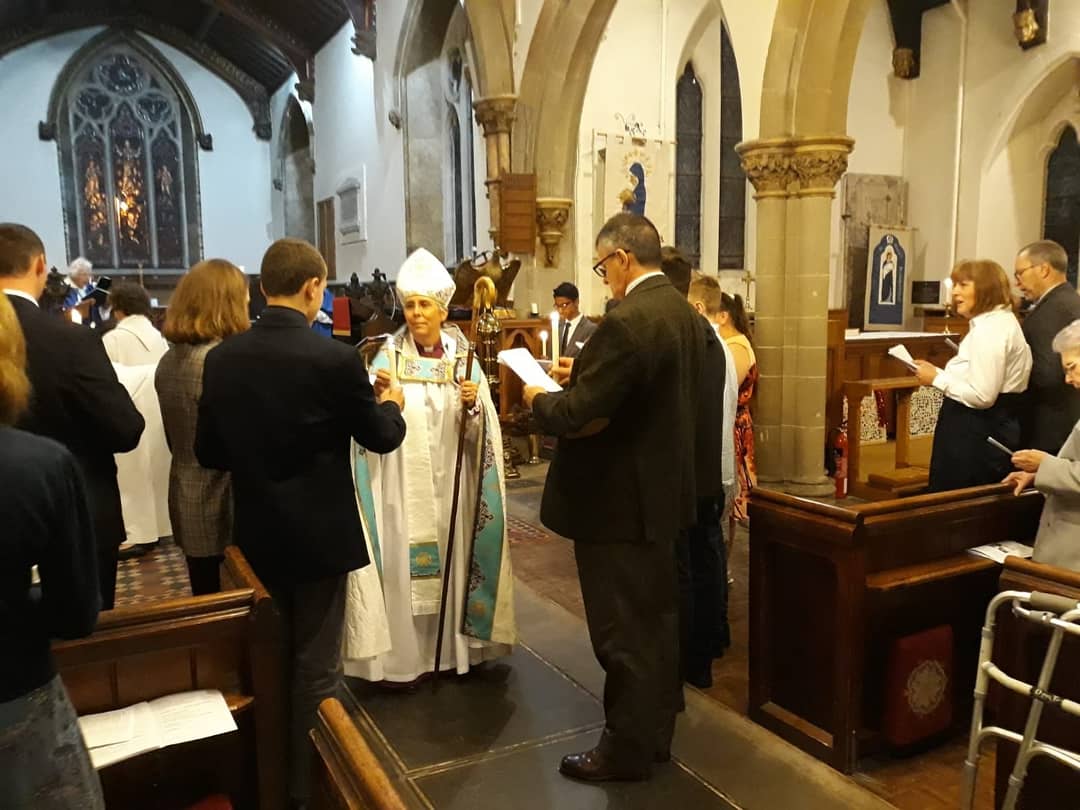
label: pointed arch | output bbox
[49,28,204,270]
[1044,124,1080,287]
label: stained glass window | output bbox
[58,41,200,270]
[718,24,746,270]
[1044,125,1080,287]
[675,62,703,267]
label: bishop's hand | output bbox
[373,369,392,398]
[460,380,479,409]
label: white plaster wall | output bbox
[903,4,962,292]
[0,26,272,275]
[830,0,909,309]
[313,21,409,281]
[569,0,777,315]
[951,0,1080,269]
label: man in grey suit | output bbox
[1014,240,1080,453]
[1006,319,1080,571]
[552,281,598,359]
[524,214,703,782]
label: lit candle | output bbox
[550,311,560,364]
[942,277,953,306]
[539,330,548,358]
[385,334,397,386]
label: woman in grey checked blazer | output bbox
[155,260,250,594]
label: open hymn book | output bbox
[79,690,237,769]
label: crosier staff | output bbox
[432,277,495,685]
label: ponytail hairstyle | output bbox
[719,292,752,341]
[0,293,30,425]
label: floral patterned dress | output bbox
[726,334,758,523]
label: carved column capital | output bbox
[473,94,517,135]
[736,138,796,199]
[791,137,854,197]
[536,197,573,267]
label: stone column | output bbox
[473,94,517,249]
[737,138,796,486]
[785,136,853,495]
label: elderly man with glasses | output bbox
[522,213,704,783]
[1014,240,1080,453]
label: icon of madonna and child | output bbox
[618,161,647,217]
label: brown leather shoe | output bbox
[558,748,650,782]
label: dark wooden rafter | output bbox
[203,0,314,87]
[1013,0,1049,50]
[885,0,949,80]
[345,0,376,60]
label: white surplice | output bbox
[343,328,515,682]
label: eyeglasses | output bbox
[1014,263,1040,281]
[592,251,621,279]
[553,300,574,310]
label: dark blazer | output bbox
[0,427,100,703]
[695,315,727,500]
[195,306,407,587]
[533,274,704,545]
[561,316,599,359]
[1021,283,1080,453]
[7,293,145,555]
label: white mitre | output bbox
[395,248,456,309]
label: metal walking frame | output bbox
[960,590,1080,810]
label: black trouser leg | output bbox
[186,554,225,596]
[575,539,680,769]
[97,547,118,611]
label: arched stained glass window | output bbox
[55,34,202,271]
[675,62,703,267]
[1044,124,1080,287]
[718,23,745,270]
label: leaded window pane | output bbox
[58,37,200,271]
[1045,125,1080,288]
[675,62,703,267]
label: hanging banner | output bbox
[602,137,673,243]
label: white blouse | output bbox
[932,306,1031,409]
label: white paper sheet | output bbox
[968,541,1034,565]
[497,348,562,393]
[87,702,161,769]
[151,690,237,747]
[80,690,237,770]
[79,705,136,749]
[887,344,918,372]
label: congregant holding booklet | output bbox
[910,259,1032,491]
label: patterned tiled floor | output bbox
[113,538,191,608]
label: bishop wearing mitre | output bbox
[343,248,515,684]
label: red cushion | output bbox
[185,795,233,810]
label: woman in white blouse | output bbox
[914,259,1032,491]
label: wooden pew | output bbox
[53,547,286,810]
[749,484,1043,773]
[991,558,1080,809]
[309,698,410,810]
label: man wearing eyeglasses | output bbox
[1014,240,1080,453]
[552,282,597,360]
[523,213,704,783]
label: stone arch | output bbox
[278,95,315,242]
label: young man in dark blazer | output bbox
[0,224,145,611]
[524,214,704,782]
[552,281,598,359]
[1014,240,1080,453]
[195,238,406,805]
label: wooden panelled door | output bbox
[316,197,336,279]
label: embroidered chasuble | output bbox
[343,324,516,682]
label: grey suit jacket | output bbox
[1032,419,1080,571]
[561,316,599,359]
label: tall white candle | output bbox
[550,311,560,364]
[539,330,548,359]
[942,278,953,306]
[385,335,397,386]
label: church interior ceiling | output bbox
[0,0,349,95]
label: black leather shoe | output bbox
[558,748,650,782]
